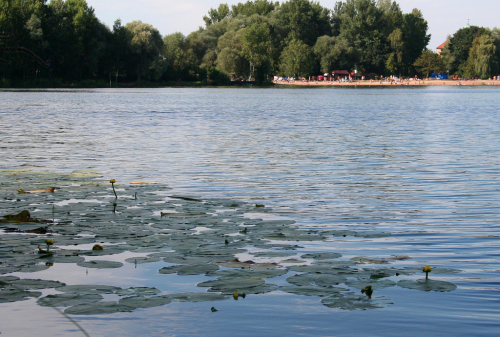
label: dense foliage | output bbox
[1,0,497,86]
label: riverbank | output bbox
[274,79,500,86]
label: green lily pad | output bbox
[10,279,65,290]
[198,277,265,292]
[56,284,121,295]
[116,287,161,296]
[37,293,103,307]
[397,279,457,292]
[168,292,230,302]
[124,257,161,264]
[158,263,219,276]
[64,301,133,315]
[76,260,123,269]
[279,285,347,297]
[207,268,287,279]
[0,287,42,303]
[252,252,296,258]
[354,232,391,239]
[321,293,393,310]
[118,295,171,308]
[301,253,342,260]
[345,278,397,289]
[18,264,50,273]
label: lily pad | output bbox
[118,295,171,308]
[37,293,103,307]
[124,257,161,264]
[321,293,393,310]
[0,287,42,303]
[56,284,121,295]
[116,287,161,297]
[397,279,457,292]
[18,264,51,273]
[158,263,219,276]
[64,301,133,315]
[76,260,123,269]
[279,285,347,297]
[198,277,265,292]
[345,278,396,290]
[168,292,230,302]
[10,279,65,290]
[301,253,342,260]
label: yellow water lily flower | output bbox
[45,239,54,245]
[92,244,104,250]
[110,179,116,184]
[423,266,432,280]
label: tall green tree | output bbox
[413,49,444,78]
[231,0,278,17]
[124,21,167,82]
[335,0,389,74]
[401,9,430,76]
[279,38,314,77]
[313,35,359,73]
[465,34,498,79]
[241,22,272,81]
[275,0,332,47]
[448,25,488,74]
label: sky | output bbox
[86,0,499,50]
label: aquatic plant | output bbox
[110,179,117,198]
[45,239,54,253]
[423,266,432,280]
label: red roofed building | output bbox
[436,41,448,55]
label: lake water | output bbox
[0,87,499,337]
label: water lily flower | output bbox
[110,179,117,198]
[92,244,104,250]
[44,239,54,252]
[423,266,432,280]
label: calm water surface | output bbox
[0,87,499,336]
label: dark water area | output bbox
[0,87,499,336]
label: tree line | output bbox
[418,25,500,79]
[1,0,498,87]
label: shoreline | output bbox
[274,79,500,87]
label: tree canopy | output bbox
[3,0,497,86]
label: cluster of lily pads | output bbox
[0,169,459,315]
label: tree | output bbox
[241,22,272,81]
[386,28,403,75]
[448,25,488,74]
[279,38,314,77]
[413,49,444,78]
[401,9,430,76]
[203,3,230,26]
[124,21,167,82]
[313,35,359,73]
[465,34,498,79]
[335,0,389,74]
[231,0,278,17]
[275,0,332,47]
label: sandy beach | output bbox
[274,79,500,86]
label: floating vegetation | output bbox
[0,169,460,315]
[397,279,457,292]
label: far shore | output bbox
[274,79,500,87]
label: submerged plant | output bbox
[423,266,432,280]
